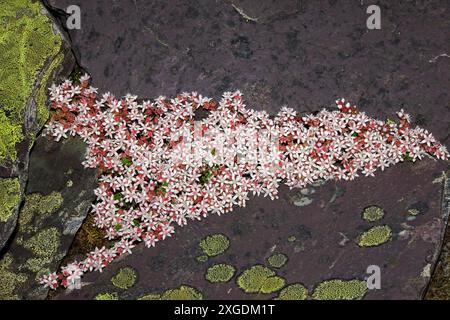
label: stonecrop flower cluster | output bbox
[39,75,448,289]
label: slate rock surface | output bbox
[43,0,450,299]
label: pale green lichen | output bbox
[199,233,230,257]
[236,265,285,294]
[0,254,28,300]
[22,227,61,258]
[95,292,119,300]
[0,0,63,164]
[0,110,23,164]
[205,263,236,283]
[19,192,63,233]
[111,267,137,289]
[267,253,288,268]
[362,206,385,222]
[274,283,308,300]
[0,177,21,223]
[161,285,203,300]
[358,225,392,247]
[24,256,52,273]
[312,279,367,300]
[138,293,161,300]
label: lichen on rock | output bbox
[274,283,308,300]
[0,0,65,164]
[161,285,203,300]
[362,205,385,222]
[0,254,28,300]
[18,192,63,233]
[95,292,119,300]
[0,177,21,223]
[358,225,392,247]
[23,227,61,258]
[205,263,236,283]
[199,233,230,257]
[111,267,137,289]
[312,279,367,300]
[236,264,285,294]
[267,253,288,268]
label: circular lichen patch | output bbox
[236,265,285,294]
[205,263,236,283]
[362,205,385,222]
[161,285,203,300]
[95,292,119,300]
[312,279,367,300]
[358,225,392,247]
[267,253,288,268]
[275,283,308,300]
[199,233,230,257]
[111,267,137,289]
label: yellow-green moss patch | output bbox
[111,267,137,289]
[358,225,392,247]
[199,233,230,257]
[161,285,203,300]
[0,177,21,223]
[312,279,367,300]
[362,206,385,222]
[267,253,288,268]
[275,283,308,300]
[236,265,285,294]
[205,263,236,283]
[95,292,119,300]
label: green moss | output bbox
[267,253,288,268]
[362,206,385,222]
[161,285,203,300]
[0,254,28,300]
[18,192,63,233]
[199,233,230,257]
[312,279,367,300]
[236,265,285,294]
[95,292,119,300]
[138,293,161,300]
[287,235,297,242]
[358,225,392,247]
[111,267,137,289]
[23,227,61,258]
[275,283,308,300]
[205,263,236,283]
[0,110,23,164]
[0,177,21,223]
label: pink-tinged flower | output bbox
[41,74,449,289]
